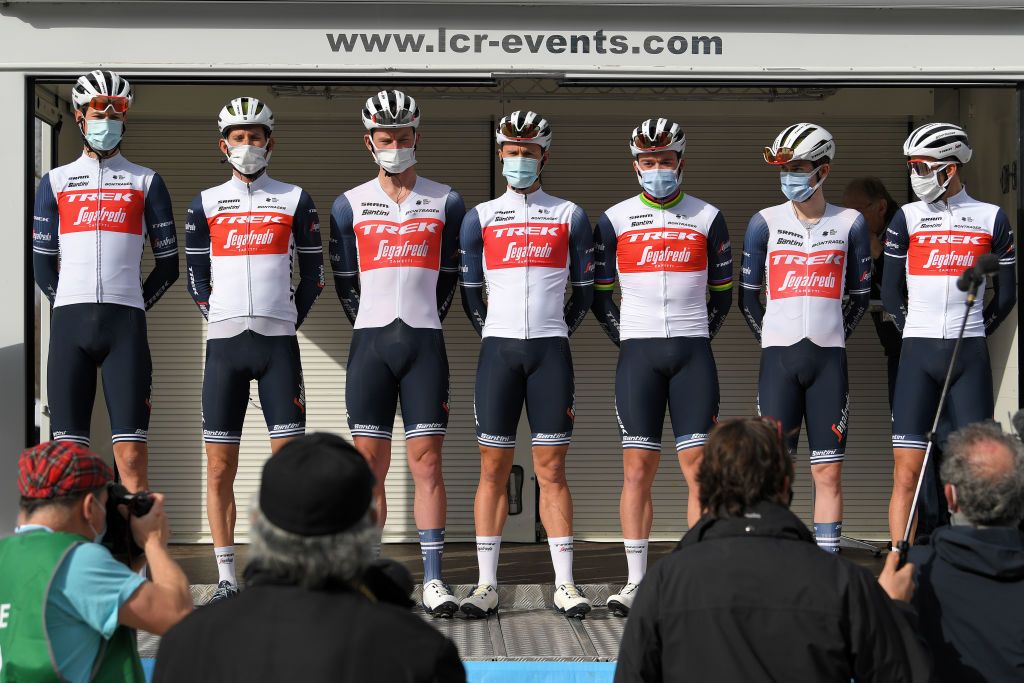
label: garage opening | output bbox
[31,79,1020,544]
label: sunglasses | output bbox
[498,120,544,140]
[632,131,675,151]
[763,146,795,165]
[86,96,130,114]
[907,159,951,177]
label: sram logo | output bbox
[210,211,292,256]
[768,249,844,300]
[354,217,443,271]
[484,222,567,269]
[57,188,144,235]
[908,230,991,276]
[617,227,707,274]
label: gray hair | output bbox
[246,500,380,589]
[941,420,1024,527]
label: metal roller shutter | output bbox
[123,118,492,542]
[541,118,908,540]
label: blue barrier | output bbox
[142,659,616,682]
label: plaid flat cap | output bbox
[17,441,114,499]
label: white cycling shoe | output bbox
[460,583,499,619]
[554,583,592,619]
[607,582,640,617]
[422,579,458,618]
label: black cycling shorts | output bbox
[346,319,450,441]
[48,303,152,447]
[202,331,305,444]
[892,336,993,452]
[474,336,575,449]
[616,337,719,453]
[758,339,849,465]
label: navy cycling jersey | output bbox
[33,153,178,310]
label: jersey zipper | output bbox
[944,201,954,338]
[96,159,104,303]
[661,205,670,337]
[246,183,254,317]
[523,192,531,339]
[395,196,404,324]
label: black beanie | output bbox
[259,433,375,536]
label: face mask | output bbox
[503,156,541,189]
[638,168,681,199]
[83,119,123,152]
[87,497,107,544]
[780,169,824,203]
[910,165,952,203]
[226,144,270,175]
[372,144,417,174]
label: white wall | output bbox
[0,73,28,536]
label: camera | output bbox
[102,483,155,563]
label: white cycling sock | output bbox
[548,536,575,587]
[214,546,237,585]
[624,538,649,584]
[476,536,502,587]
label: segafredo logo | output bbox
[617,226,707,273]
[768,249,844,299]
[57,188,145,235]
[908,230,991,276]
[484,222,568,269]
[354,217,443,270]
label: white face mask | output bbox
[372,144,417,174]
[910,164,952,203]
[226,144,270,175]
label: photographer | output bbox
[0,442,191,682]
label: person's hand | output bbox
[130,492,170,550]
[878,549,915,602]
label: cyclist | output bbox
[883,123,1016,544]
[459,111,595,619]
[592,118,733,616]
[32,70,178,493]
[185,97,325,602]
[329,90,465,618]
[740,123,871,553]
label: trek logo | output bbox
[908,230,991,276]
[617,227,707,273]
[768,249,844,299]
[484,222,568,269]
[57,189,144,235]
[210,211,293,256]
[354,217,443,270]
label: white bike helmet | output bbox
[218,97,275,136]
[630,118,686,157]
[361,90,420,130]
[903,123,972,164]
[496,110,552,150]
[764,123,835,165]
[72,70,134,110]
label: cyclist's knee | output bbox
[893,456,924,489]
[623,456,657,488]
[811,462,843,492]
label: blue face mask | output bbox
[780,169,822,203]
[83,119,124,152]
[503,156,541,189]
[639,169,681,199]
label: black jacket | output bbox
[153,577,465,683]
[909,525,1024,682]
[615,502,931,683]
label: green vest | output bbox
[0,530,144,683]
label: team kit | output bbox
[33,71,1017,619]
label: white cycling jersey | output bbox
[594,192,733,340]
[330,177,463,330]
[884,188,1015,339]
[184,174,325,327]
[460,188,594,339]
[32,153,178,310]
[741,202,872,348]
